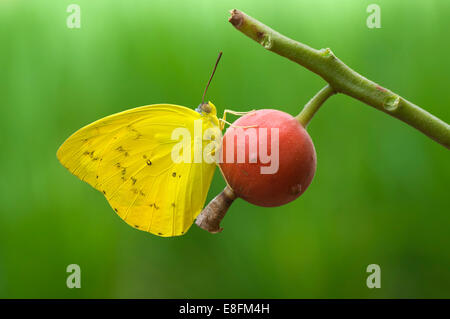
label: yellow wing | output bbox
[57,104,219,237]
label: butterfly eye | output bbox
[199,103,212,114]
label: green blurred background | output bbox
[0,0,449,298]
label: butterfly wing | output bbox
[57,104,218,237]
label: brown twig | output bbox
[195,186,236,233]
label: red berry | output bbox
[219,109,316,207]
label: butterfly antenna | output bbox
[201,52,223,105]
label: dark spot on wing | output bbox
[171,203,175,207]
[131,177,137,185]
[114,208,118,212]
[146,160,152,166]
[172,172,176,177]
[158,232,163,235]
[116,163,121,168]
[102,190,106,195]
[121,168,126,175]
[143,155,147,159]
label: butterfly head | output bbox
[196,101,217,116]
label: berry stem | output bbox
[195,186,237,234]
[229,9,450,149]
[296,84,336,127]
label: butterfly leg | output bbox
[216,162,232,189]
[220,109,256,130]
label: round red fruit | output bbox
[219,109,316,207]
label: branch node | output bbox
[384,95,400,112]
[229,9,244,28]
[260,34,273,49]
[320,48,335,58]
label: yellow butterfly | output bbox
[57,53,227,237]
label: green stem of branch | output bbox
[296,84,335,127]
[229,9,450,149]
